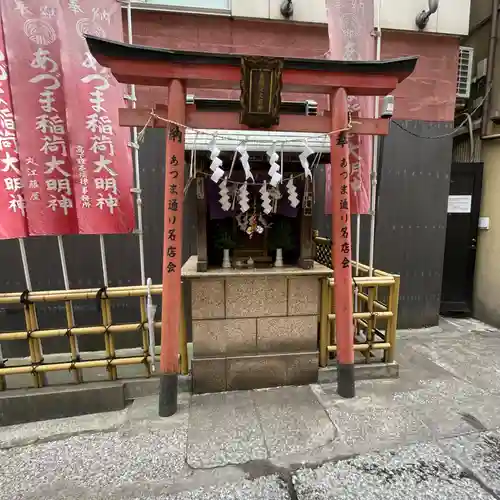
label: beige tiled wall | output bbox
[190,274,322,392]
[191,275,320,356]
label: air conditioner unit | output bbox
[456,46,474,99]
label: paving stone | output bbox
[411,343,500,391]
[0,406,128,449]
[0,426,188,500]
[396,342,456,380]
[410,403,476,438]
[313,378,424,409]
[252,386,336,457]
[186,391,267,468]
[162,475,290,500]
[293,442,495,500]
[464,395,500,430]
[440,431,500,496]
[327,402,432,454]
[393,377,487,406]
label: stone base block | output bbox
[192,352,319,394]
[191,278,225,319]
[318,361,399,385]
[192,357,227,394]
[193,318,257,357]
[0,383,125,427]
[257,315,317,352]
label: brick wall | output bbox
[125,11,459,121]
[381,31,459,122]
[125,11,329,109]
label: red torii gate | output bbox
[86,35,416,416]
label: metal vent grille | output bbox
[456,46,474,99]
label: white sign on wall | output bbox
[447,195,472,214]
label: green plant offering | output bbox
[268,218,294,251]
[214,230,236,250]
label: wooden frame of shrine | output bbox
[86,35,417,416]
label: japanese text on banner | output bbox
[1,0,78,235]
[325,0,375,215]
[0,12,27,239]
[60,0,134,234]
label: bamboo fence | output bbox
[315,236,400,367]
[0,285,188,390]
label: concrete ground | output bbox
[2,317,500,499]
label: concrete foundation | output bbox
[182,256,331,393]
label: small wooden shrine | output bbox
[86,34,417,414]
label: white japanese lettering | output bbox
[81,194,91,208]
[0,151,20,175]
[36,115,65,134]
[86,114,112,134]
[40,5,56,17]
[92,7,111,24]
[46,178,72,194]
[68,0,83,14]
[90,135,114,156]
[94,177,117,194]
[41,135,68,156]
[8,194,26,215]
[44,155,70,177]
[96,193,118,213]
[48,194,73,215]
[93,154,116,177]
[4,177,22,191]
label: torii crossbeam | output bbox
[86,35,417,416]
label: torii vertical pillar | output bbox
[330,88,355,398]
[159,79,186,416]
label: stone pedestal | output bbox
[182,256,331,393]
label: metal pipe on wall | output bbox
[99,234,109,286]
[126,0,146,286]
[368,0,382,277]
[19,237,48,385]
[481,0,499,138]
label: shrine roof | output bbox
[86,35,417,81]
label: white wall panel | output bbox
[136,0,471,36]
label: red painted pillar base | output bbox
[330,88,355,398]
[159,79,186,416]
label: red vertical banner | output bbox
[0,11,28,239]
[325,0,375,215]
[58,0,134,234]
[1,0,78,235]
[0,0,134,236]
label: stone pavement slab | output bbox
[186,391,267,468]
[439,431,500,496]
[251,386,336,457]
[0,395,190,500]
[410,336,500,393]
[329,402,432,454]
[0,405,129,449]
[0,427,189,500]
[293,442,495,500]
[163,475,290,500]
[2,321,500,498]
